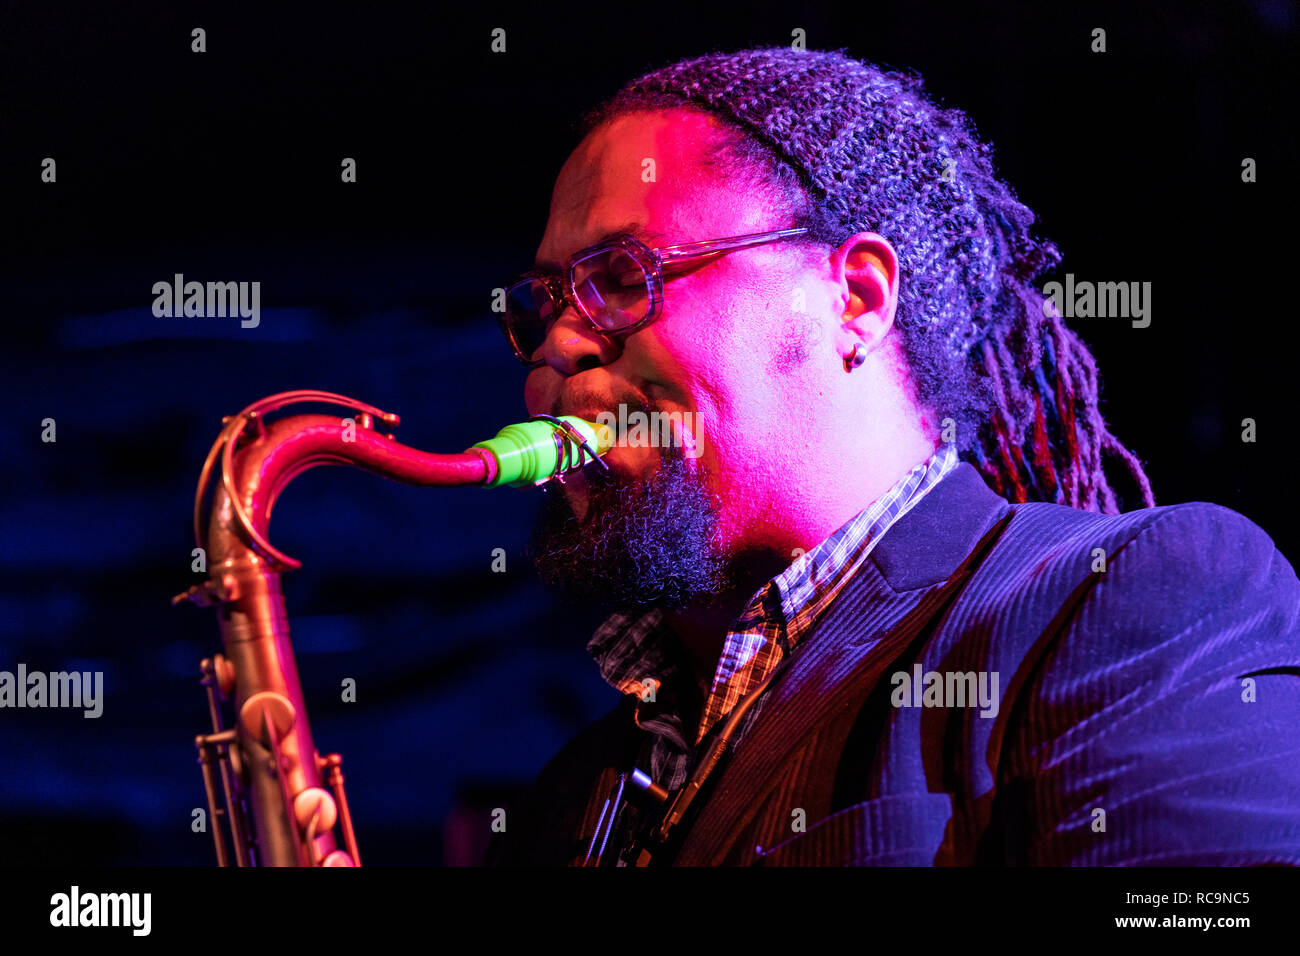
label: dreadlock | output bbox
[578,47,1154,514]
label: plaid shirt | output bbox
[584,441,958,864]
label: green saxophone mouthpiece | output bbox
[473,416,615,487]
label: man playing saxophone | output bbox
[491,47,1300,867]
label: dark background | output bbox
[1,0,1295,865]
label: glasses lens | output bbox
[571,247,651,331]
[503,278,555,362]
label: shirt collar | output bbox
[770,440,958,633]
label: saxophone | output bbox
[172,390,612,866]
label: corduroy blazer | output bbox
[494,462,1300,866]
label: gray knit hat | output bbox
[588,46,1054,361]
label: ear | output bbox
[834,232,900,355]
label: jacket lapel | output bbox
[674,463,1010,865]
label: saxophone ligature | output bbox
[172,389,613,866]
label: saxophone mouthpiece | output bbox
[472,416,615,488]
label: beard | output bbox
[529,441,732,614]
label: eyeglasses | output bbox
[498,226,810,367]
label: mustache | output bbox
[550,385,654,420]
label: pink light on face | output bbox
[523,106,908,559]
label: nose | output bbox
[539,302,623,376]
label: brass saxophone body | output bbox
[173,390,610,866]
